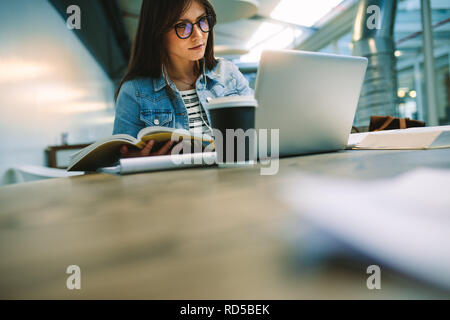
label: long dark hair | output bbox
[115,0,218,101]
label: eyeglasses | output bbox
[174,15,214,39]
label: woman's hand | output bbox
[119,139,176,158]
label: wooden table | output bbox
[1,149,449,299]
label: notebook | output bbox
[97,152,218,175]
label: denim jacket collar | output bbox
[152,58,221,92]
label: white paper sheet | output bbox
[278,167,450,290]
[347,125,450,149]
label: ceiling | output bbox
[47,0,449,87]
[116,0,450,64]
[117,0,313,57]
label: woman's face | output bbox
[166,0,209,64]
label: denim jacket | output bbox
[113,58,254,138]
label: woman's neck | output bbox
[166,58,198,81]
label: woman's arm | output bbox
[113,80,145,138]
[230,62,254,96]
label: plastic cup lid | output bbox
[206,95,258,110]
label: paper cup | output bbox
[206,95,258,165]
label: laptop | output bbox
[254,49,368,158]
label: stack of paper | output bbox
[347,125,450,150]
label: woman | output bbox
[113,0,253,158]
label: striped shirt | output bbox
[180,89,211,136]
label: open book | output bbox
[67,126,215,172]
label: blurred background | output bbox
[0,0,449,186]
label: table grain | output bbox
[1,149,449,299]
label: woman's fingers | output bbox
[152,140,175,156]
[140,139,155,156]
[120,145,140,158]
[120,140,177,158]
[120,145,128,155]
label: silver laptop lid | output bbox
[255,49,368,157]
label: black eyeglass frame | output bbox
[173,14,215,40]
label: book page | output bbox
[137,126,214,149]
[67,138,138,171]
[138,126,183,139]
